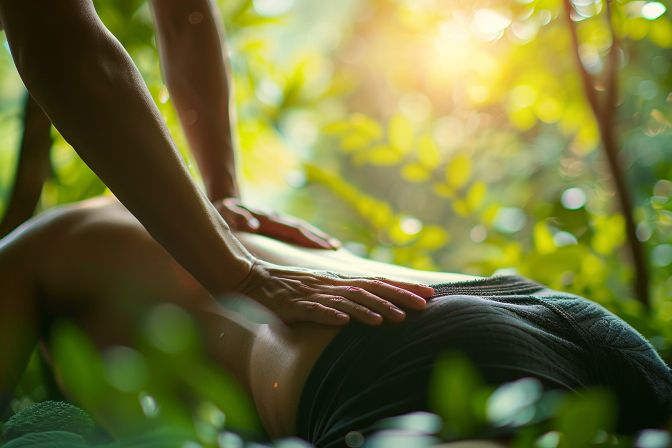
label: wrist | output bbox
[206,177,240,203]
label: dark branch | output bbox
[563,0,650,308]
[562,0,602,118]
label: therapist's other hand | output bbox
[214,198,341,250]
[236,260,435,326]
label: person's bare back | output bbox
[0,196,477,437]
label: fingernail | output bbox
[336,312,349,321]
[329,238,341,249]
[248,218,260,230]
[392,308,405,319]
[413,296,427,308]
[368,311,383,320]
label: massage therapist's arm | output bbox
[0,0,433,325]
[0,0,253,295]
[151,0,240,203]
[150,0,341,250]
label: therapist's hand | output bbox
[235,260,434,326]
[214,198,341,250]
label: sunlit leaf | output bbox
[466,181,487,211]
[366,145,403,166]
[574,122,599,153]
[433,183,455,199]
[481,204,501,226]
[352,113,384,140]
[590,214,625,255]
[402,163,430,182]
[388,114,414,153]
[341,133,372,152]
[452,199,470,217]
[388,218,420,245]
[445,155,471,189]
[323,120,351,135]
[649,17,672,48]
[533,221,556,254]
[416,226,450,250]
[418,134,441,169]
[508,107,537,130]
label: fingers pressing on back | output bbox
[289,300,350,326]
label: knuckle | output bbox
[330,296,345,305]
[304,302,319,311]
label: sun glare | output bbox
[423,7,508,106]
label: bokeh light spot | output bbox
[253,0,295,17]
[636,429,671,448]
[642,2,667,20]
[139,393,159,418]
[487,378,542,427]
[494,208,527,233]
[104,346,148,392]
[472,9,511,41]
[144,304,197,354]
[652,244,672,267]
[470,225,487,243]
[400,216,423,235]
[554,231,578,247]
[561,187,587,210]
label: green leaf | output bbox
[430,353,486,438]
[351,113,384,140]
[365,145,403,166]
[650,17,672,48]
[556,389,615,448]
[323,120,351,135]
[445,154,471,189]
[388,114,414,153]
[591,214,625,255]
[433,183,455,199]
[341,133,372,152]
[416,226,450,250]
[387,220,420,245]
[466,181,487,211]
[401,163,430,182]
[418,134,441,169]
[51,323,109,408]
[452,199,470,217]
[533,221,556,254]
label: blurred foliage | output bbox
[1,0,672,445]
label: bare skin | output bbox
[0,197,478,438]
[0,0,428,331]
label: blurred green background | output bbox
[1,0,671,444]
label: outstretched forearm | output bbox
[0,0,252,294]
[151,0,240,201]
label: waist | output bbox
[295,275,672,445]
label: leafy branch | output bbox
[562,0,650,308]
